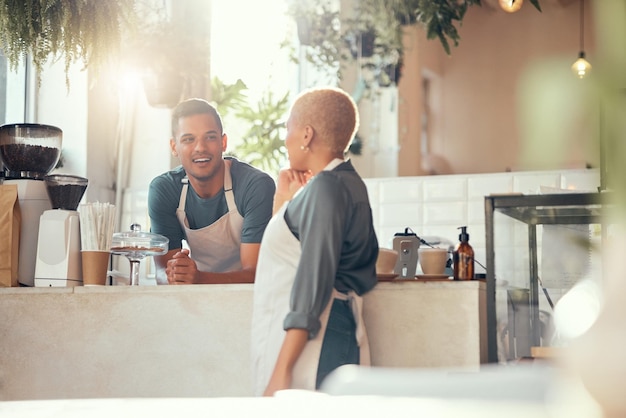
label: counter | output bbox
[0,280,485,400]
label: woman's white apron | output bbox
[250,200,370,396]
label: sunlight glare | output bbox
[210,0,295,102]
[553,278,603,340]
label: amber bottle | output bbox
[453,226,474,280]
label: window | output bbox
[0,51,27,125]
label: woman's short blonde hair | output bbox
[290,87,359,154]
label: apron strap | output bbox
[178,178,190,228]
[333,290,370,366]
[223,159,236,213]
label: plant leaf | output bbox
[529,0,542,12]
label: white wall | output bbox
[36,60,88,179]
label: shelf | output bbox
[484,192,609,363]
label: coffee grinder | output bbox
[0,123,62,286]
[34,174,88,287]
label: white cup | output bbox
[418,248,448,275]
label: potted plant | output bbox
[286,0,346,80]
[123,2,210,108]
[286,0,543,84]
[0,0,135,88]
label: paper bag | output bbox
[0,184,21,287]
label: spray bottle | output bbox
[453,226,474,280]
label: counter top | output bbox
[0,395,553,418]
[0,280,485,400]
[0,278,483,295]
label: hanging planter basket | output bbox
[141,70,185,109]
[360,28,376,58]
[296,16,313,45]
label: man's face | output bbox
[171,113,227,183]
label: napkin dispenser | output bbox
[392,227,420,278]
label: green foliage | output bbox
[212,77,289,177]
[286,0,344,81]
[286,0,542,82]
[529,0,542,12]
[211,77,249,118]
[0,0,136,86]
[232,90,290,176]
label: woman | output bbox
[251,87,379,396]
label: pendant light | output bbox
[571,0,592,78]
[499,0,523,13]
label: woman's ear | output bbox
[303,125,314,147]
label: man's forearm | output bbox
[194,267,256,284]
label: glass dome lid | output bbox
[111,223,168,257]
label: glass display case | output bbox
[484,192,608,363]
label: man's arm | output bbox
[193,242,259,284]
[162,242,260,284]
[153,249,179,285]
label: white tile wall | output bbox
[121,169,601,297]
[365,168,601,306]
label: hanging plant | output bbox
[286,0,345,80]
[286,0,542,84]
[0,0,136,87]
[122,0,210,108]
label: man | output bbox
[148,98,275,284]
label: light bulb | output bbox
[499,0,523,13]
[571,52,592,79]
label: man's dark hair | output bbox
[171,98,223,137]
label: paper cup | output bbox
[81,250,110,286]
[418,248,448,275]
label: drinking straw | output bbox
[79,202,117,251]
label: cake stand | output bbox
[110,224,168,286]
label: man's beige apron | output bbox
[251,199,370,396]
[176,159,243,272]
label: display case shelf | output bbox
[484,192,608,363]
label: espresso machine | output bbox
[0,123,61,286]
[34,174,88,287]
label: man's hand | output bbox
[166,249,198,284]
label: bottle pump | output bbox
[453,226,474,280]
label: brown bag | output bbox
[0,184,21,287]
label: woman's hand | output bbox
[263,368,292,396]
[273,169,311,214]
[277,168,310,197]
[166,249,198,284]
[263,328,309,396]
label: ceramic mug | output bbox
[418,248,448,275]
